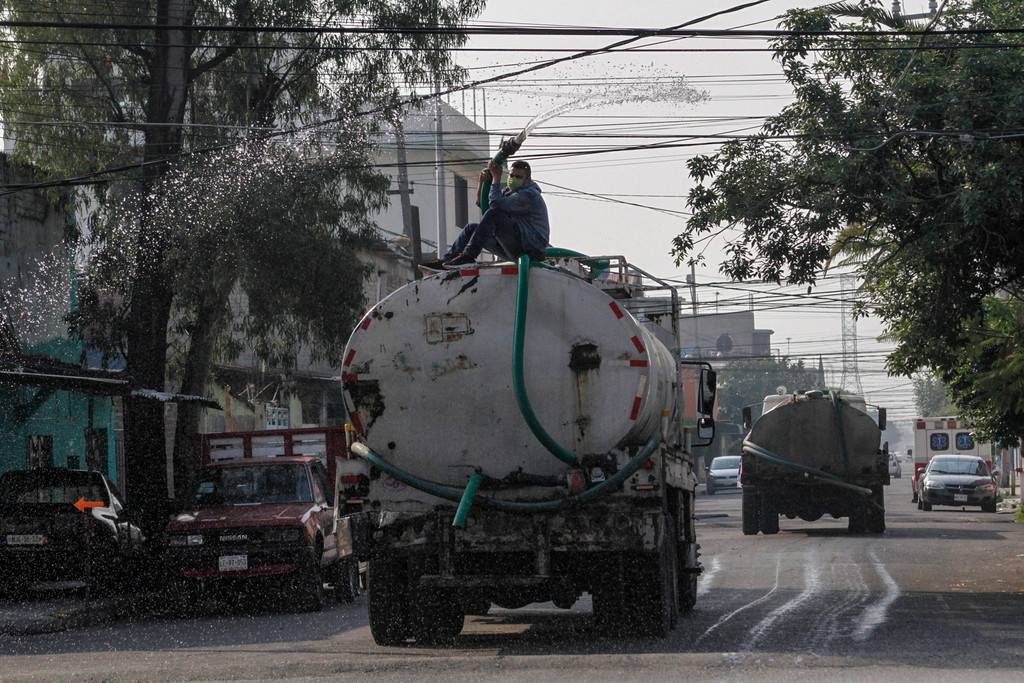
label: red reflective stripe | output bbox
[343,349,356,367]
[460,268,480,276]
[501,267,519,275]
[631,336,645,353]
[340,475,361,483]
[360,317,371,331]
[609,301,624,319]
[341,374,358,382]
[349,411,364,434]
[629,360,648,367]
[629,396,642,421]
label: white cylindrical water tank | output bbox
[341,265,677,488]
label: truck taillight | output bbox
[916,421,925,429]
[340,475,361,484]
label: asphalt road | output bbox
[1,481,1022,682]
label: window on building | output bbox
[265,405,290,430]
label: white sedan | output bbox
[888,453,902,478]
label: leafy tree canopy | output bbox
[716,356,824,427]
[912,373,956,418]
[674,0,1024,441]
[0,0,486,527]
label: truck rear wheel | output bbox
[334,558,361,603]
[742,489,760,535]
[760,497,780,535]
[296,551,326,612]
[848,507,867,533]
[643,518,680,636]
[678,541,698,613]
[368,556,411,646]
[867,487,886,533]
[410,589,464,645]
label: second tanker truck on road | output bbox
[337,253,716,644]
[740,391,889,535]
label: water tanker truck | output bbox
[337,253,716,644]
[740,391,888,535]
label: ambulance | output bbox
[910,417,994,502]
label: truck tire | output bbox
[335,558,361,604]
[678,541,698,613]
[296,554,326,612]
[742,489,760,535]
[591,558,627,632]
[410,589,464,645]
[867,487,886,533]
[760,497,780,535]
[368,556,411,646]
[642,518,680,636]
[847,507,867,533]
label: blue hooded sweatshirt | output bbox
[486,181,550,256]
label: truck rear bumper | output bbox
[374,506,673,592]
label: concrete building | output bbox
[0,153,119,479]
[678,310,774,360]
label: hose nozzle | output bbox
[498,131,527,160]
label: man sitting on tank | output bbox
[419,159,549,272]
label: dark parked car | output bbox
[706,456,741,494]
[916,455,997,513]
[0,468,143,595]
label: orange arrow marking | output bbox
[74,498,104,513]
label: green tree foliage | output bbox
[912,373,956,417]
[673,0,1024,442]
[717,356,824,426]
[0,0,485,530]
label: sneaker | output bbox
[418,258,447,274]
[443,253,478,269]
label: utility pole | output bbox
[686,265,700,357]
[395,119,421,277]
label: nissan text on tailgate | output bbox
[164,457,338,611]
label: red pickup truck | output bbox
[164,428,365,612]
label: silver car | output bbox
[888,453,902,479]
[706,456,740,495]
[917,455,997,513]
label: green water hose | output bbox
[453,473,483,529]
[350,432,660,515]
[742,439,882,513]
[513,254,579,466]
[829,390,852,481]
[543,247,610,279]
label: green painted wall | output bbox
[0,338,118,483]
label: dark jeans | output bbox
[445,209,544,262]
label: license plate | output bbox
[219,554,248,572]
[5,534,45,545]
[954,494,968,503]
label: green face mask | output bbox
[507,176,524,192]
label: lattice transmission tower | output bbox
[839,273,864,395]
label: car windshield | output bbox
[0,471,109,506]
[711,457,740,470]
[929,458,989,476]
[193,464,312,506]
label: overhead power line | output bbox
[4,18,1024,39]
